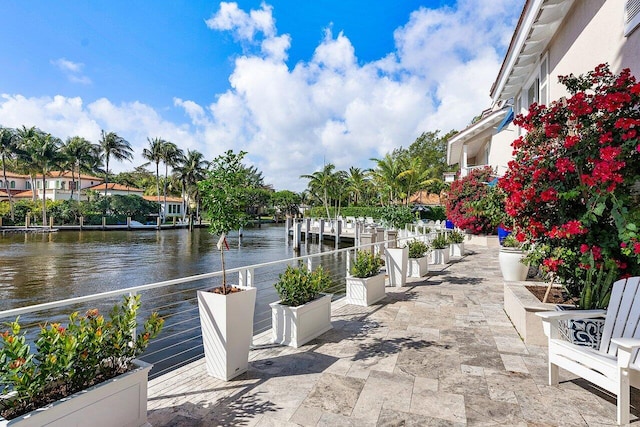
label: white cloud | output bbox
[51,58,92,85]
[2,1,522,191]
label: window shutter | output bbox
[626,0,640,36]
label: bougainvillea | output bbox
[445,166,496,234]
[499,64,640,302]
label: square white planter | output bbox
[345,273,386,306]
[197,286,257,381]
[408,256,429,278]
[0,359,152,427]
[270,293,332,348]
[450,242,465,257]
[385,247,408,287]
[432,248,450,264]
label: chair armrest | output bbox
[611,338,640,369]
[536,309,606,321]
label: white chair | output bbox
[537,277,640,425]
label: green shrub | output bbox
[406,240,430,258]
[274,264,332,306]
[0,296,163,420]
[350,250,383,278]
[447,230,465,244]
[431,233,449,249]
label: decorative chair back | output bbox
[599,277,640,359]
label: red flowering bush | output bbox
[446,166,496,234]
[500,64,640,305]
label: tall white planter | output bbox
[345,274,385,306]
[499,248,528,281]
[197,286,257,381]
[450,242,465,257]
[385,246,408,287]
[432,247,450,264]
[1,359,152,427]
[408,256,429,278]
[271,294,332,348]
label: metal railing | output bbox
[0,230,441,380]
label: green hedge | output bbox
[305,205,446,222]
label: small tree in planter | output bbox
[448,230,466,257]
[0,296,163,425]
[196,150,257,381]
[406,239,430,277]
[271,264,333,347]
[346,250,385,306]
[431,233,450,264]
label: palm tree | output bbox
[0,127,17,220]
[346,167,369,206]
[369,154,402,205]
[142,137,164,217]
[15,126,41,201]
[25,132,63,225]
[98,130,133,196]
[61,136,96,201]
[173,149,209,221]
[397,157,430,206]
[301,163,337,219]
[160,141,183,222]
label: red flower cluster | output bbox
[500,64,640,300]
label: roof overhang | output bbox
[490,0,574,103]
[447,108,510,166]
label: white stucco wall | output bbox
[547,0,640,99]
[487,124,519,176]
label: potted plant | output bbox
[385,243,408,287]
[0,295,163,426]
[499,235,528,281]
[197,150,257,381]
[406,239,430,278]
[271,264,333,348]
[448,230,466,257]
[430,233,450,264]
[345,250,385,306]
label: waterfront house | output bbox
[0,171,104,201]
[85,182,145,197]
[143,195,184,220]
[447,0,640,177]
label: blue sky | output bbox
[0,1,523,191]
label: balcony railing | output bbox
[0,229,441,381]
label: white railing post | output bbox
[239,268,255,287]
[346,250,352,276]
[307,257,312,271]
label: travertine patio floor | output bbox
[147,244,638,426]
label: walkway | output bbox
[147,244,637,426]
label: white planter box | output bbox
[270,293,332,348]
[385,247,408,287]
[1,359,152,427]
[197,286,257,381]
[345,274,385,306]
[431,248,450,264]
[408,256,429,278]
[450,242,465,257]
[499,248,528,281]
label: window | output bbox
[10,181,15,189]
[0,181,3,188]
[539,57,549,106]
[26,181,31,190]
[625,0,640,36]
[37,181,42,189]
[61,181,65,190]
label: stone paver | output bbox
[147,244,638,426]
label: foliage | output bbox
[0,295,163,420]
[579,253,616,310]
[499,64,640,303]
[199,150,250,237]
[447,230,465,244]
[431,233,449,249]
[350,250,383,278]
[379,205,415,229]
[274,264,332,306]
[445,166,496,234]
[420,205,446,221]
[406,240,430,258]
[199,150,252,292]
[469,185,507,229]
[271,190,301,217]
[501,235,522,249]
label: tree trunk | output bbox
[163,163,168,223]
[104,156,109,197]
[2,157,15,221]
[155,162,161,221]
[70,162,76,200]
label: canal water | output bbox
[0,224,349,377]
